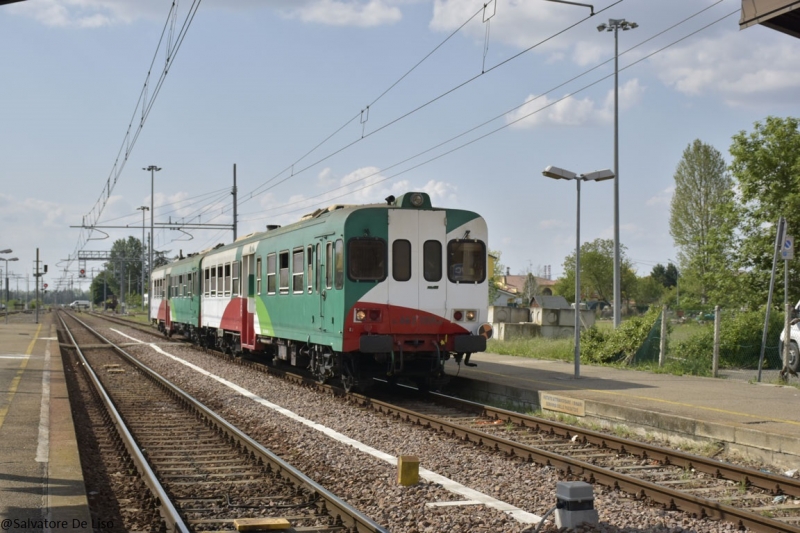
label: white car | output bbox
[778,301,800,373]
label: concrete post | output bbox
[712,305,721,378]
[658,304,667,367]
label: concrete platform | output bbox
[0,314,91,532]
[444,353,800,470]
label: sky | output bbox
[2,0,800,293]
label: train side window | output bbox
[392,240,411,282]
[256,257,262,295]
[348,238,386,281]
[423,240,442,282]
[334,239,344,289]
[223,264,231,297]
[179,274,184,297]
[325,242,333,289]
[232,261,240,297]
[307,245,313,294]
[210,265,217,297]
[204,268,210,297]
[315,243,321,292]
[292,248,304,293]
[447,240,487,283]
[279,251,289,294]
[267,253,276,294]
[187,273,192,297]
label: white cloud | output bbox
[286,0,402,27]
[6,0,159,27]
[539,219,563,229]
[650,31,800,107]
[646,186,674,207]
[505,79,644,129]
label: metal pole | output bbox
[150,168,154,321]
[5,264,8,324]
[713,305,721,378]
[758,217,784,381]
[233,164,238,241]
[613,24,621,328]
[574,178,581,379]
[35,248,39,324]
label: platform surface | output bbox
[0,314,91,532]
[445,352,800,468]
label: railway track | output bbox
[82,311,800,531]
[59,311,389,533]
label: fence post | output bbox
[659,304,667,367]
[712,305,721,378]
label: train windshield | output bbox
[348,238,387,281]
[447,240,486,283]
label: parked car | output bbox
[69,300,91,310]
[778,300,800,373]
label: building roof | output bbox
[740,0,800,38]
[531,295,571,309]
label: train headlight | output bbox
[465,310,477,321]
[355,310,366,322]
[410,193,424,207]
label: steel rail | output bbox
[64,311,389,533]
[430,392,800,498]
[57,313,190,533]
[355,393,800,533]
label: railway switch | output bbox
[554,481,599,529]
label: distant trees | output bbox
[554,238,636,305]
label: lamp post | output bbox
[143,165,161,322]
[137,206,149,311]
[542,166,614,378]
[597,18,638,328]
[2,256,19,324]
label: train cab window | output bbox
[204,268,210,297]
[325,242,333,289]
[307,245,313,293]
[267,254,276,294]
[279,251,289,294]
[392,240,411,282]
[256,257,262,295]
[348,238,386,281]
[423,240,442,282]
[232,261,240,297]
[334,239,344,289]
[447,240,487,283]
[210,266,217,297]
[292,248,304,293]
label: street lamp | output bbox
[543,166,614,378]
[137,206,149,311]
[597,18,638,328]
[2,256,19,324]
[143,165,161,322]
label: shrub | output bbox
[581,307,662,364]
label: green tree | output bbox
[633,275,664,307]
[651,263,678,289]
[488,250,504,305]
[669,139,737,305]
[554,238,636,305]
[107,237,145,296]
[730,116,800,308]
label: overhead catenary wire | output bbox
[233,4,739,225]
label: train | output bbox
[149,192,492,391]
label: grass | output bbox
[487,337,573,361]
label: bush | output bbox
[580,307,662,364]
[672,308,785,369]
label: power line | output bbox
[235,4,739,225]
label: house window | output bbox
[267,253,276,294]
[279,251,289,294]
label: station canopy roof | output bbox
[741,0,800,38]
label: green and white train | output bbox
[150,192,491,391]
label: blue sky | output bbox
[2,0,800,291]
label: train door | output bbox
[417,210,446,320]
[189,269,199,322]
[387,209,419,330]
[319,239,336,333]
[242,253,256,347]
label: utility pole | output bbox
[35,248,39,324]
[233,164,238,241]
